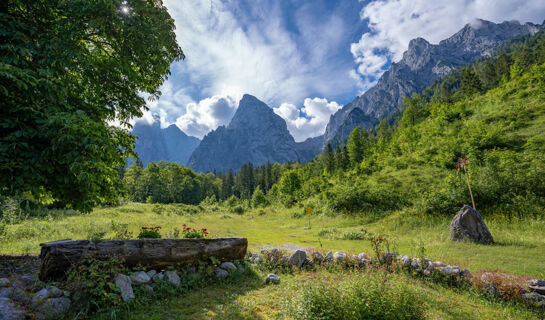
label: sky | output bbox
[137,0,545,142]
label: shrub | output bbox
[137,226,162,239]
[341,229,368,240]
[251,186,269,208]
[181,224,209,239]
[285,271,425,320]
[226,195,239,207]
[232,206,245,215]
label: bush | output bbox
[232,206,245,215]
[285,271,425,320]
[251,186,269,208]
[137,226,161,239]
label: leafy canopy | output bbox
[0,0,184,211]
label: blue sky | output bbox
[139,0,545,141]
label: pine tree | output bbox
[461,68,483,96]
[325,142,335,173]
[222,169,234,199]
[347,127,364,167]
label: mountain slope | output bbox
[132,121,200,166]
[324,19,543,145]
[187,94,300,172]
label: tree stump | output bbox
[39,237,248,281]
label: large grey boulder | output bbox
[32,286,63,306]
[130,271,151,285]
[220,262,237,272]
[34,297,71,320]
[164,271,181,287]
[289,250,307,268]
[0,297,24,320]
[214,268,229,279]
[521,292,545,308]
[450,205,494,244]
[115,274,134,302]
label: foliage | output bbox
[0,0,184,212]
[285,271,425,320]
[181,224,208,239]
[66,255,126,312]
[231,206,245,215]
[251,185,269,208]
[137,226,162,239]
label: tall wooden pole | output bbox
[464,166,476,210]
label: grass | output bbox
[2,202,544,279]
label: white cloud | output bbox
[351,0,545,90]
[274,97,341,142]
[175,95,237,139]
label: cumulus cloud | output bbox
[274,97,341,142]
[351,0,545,90]
[175,95,237,139]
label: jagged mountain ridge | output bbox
[323,19,544,145]
[187,94,322,172]
[132,120,200,166]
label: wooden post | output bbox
[464,166,476,210]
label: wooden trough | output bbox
[39,237,248,281]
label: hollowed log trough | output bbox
[39,237,248,281]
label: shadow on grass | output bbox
[91,268,267,320]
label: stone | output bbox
[0,287,13,298]
[443,265,460,276]
[480,273,500,298]
[324,251,334,261]
[0,297,24,320]
[529,285,545,295]
[400,255,411,268]
[381,251,395,263]
[142,284,154,297]
[251,254,262,264]
[358,253,369,261]
[265,273,280,285]
[422,259,432,269]
[449,205,494,244]
[32,285,63,305]
[521,292,545,308]
[39,237,248,281]
[5,287,26,304]
[433,261,446,269]
[423,270,431,276]
[115,274,134,302]
[152,272,164,282]
[130,271,151,285]
[271,248,280,255]
[220,262,237,272]
[34,297,70,320]
[460,269,473,280]
[214,268,229,279]
[0,278,10,287]
[19,275,37,288]
[164,271,181,287]
[311,252,324,263]
[528,279,545,287]
[411,258,421,269]
[289,250,307,268]
[333,251,346,262]
[237,264,246,273]
[146,270,157,278]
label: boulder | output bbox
[311,252,324,263]
[115,274,134,302]
[289,250,307,268]
[265,273,280,285]
[460,269,473,280]
[400,255,411,268]
[0,278,10,287]
[333,251,346,262]
[528,279,545,294]
[521,292,545,308]
[130,271,151,285]
[220,262,237,272]
[39,237,248,280]
[324,251,334,262]
[450,205,494,244]
[19,276,37,289]
[214,268,229,279]
[152,272,164,282]
[146,270,157,278]
[0,297,24,320]
[34,297,70,320]
[164,271,180,287]
[32,286,63,306]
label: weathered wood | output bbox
[39,237,248,281]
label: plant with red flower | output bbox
[138,225,162,239]
[181,224,209,239]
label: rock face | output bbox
[39,238,248,280]
[188,94,318,173]
[132,118,200,166]
[323,19,543,146]
[450,205,494,244]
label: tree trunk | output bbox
[39,237,248,281]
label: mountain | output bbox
[295,135,324,163]
[188,94,304,172]
[323,19,544,145]
[132,119,200,166]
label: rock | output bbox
[422,259,432,269]
[5,287,26,304]
[32,286,63,305]
[311,252,324,263]
[220,262,237,272]
[333,251,346,263]
[146,270,157,278]
[433,261,446,269]
[289,250,307,268]
[480,273,500,298]
[443,265,460,276]
[237,264,246,273]
[164,271,181,287]
[400,255,411,268]
[0,297,24,320]
[528,279,545,295]
[271,248,280,255]
[450,205,494,244]
[39,237,248,281]
[521,292,545,308]
[130,271,151,285]
[251,254,262,264]
[324,251,334,261]
[460,269,473,280]
[34,297,70,320]
[0,278,10,287]
[19,275,37,288]
[423,270,431,276]
[214,268,229,279]
[265,273,280,285]
[529,285,545,295]
[152,272,164,282]
[0,287,13,298]
[142,284,154,297]
[358,253,369,261]
[411,258,421,269]
[115,274,134,302]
